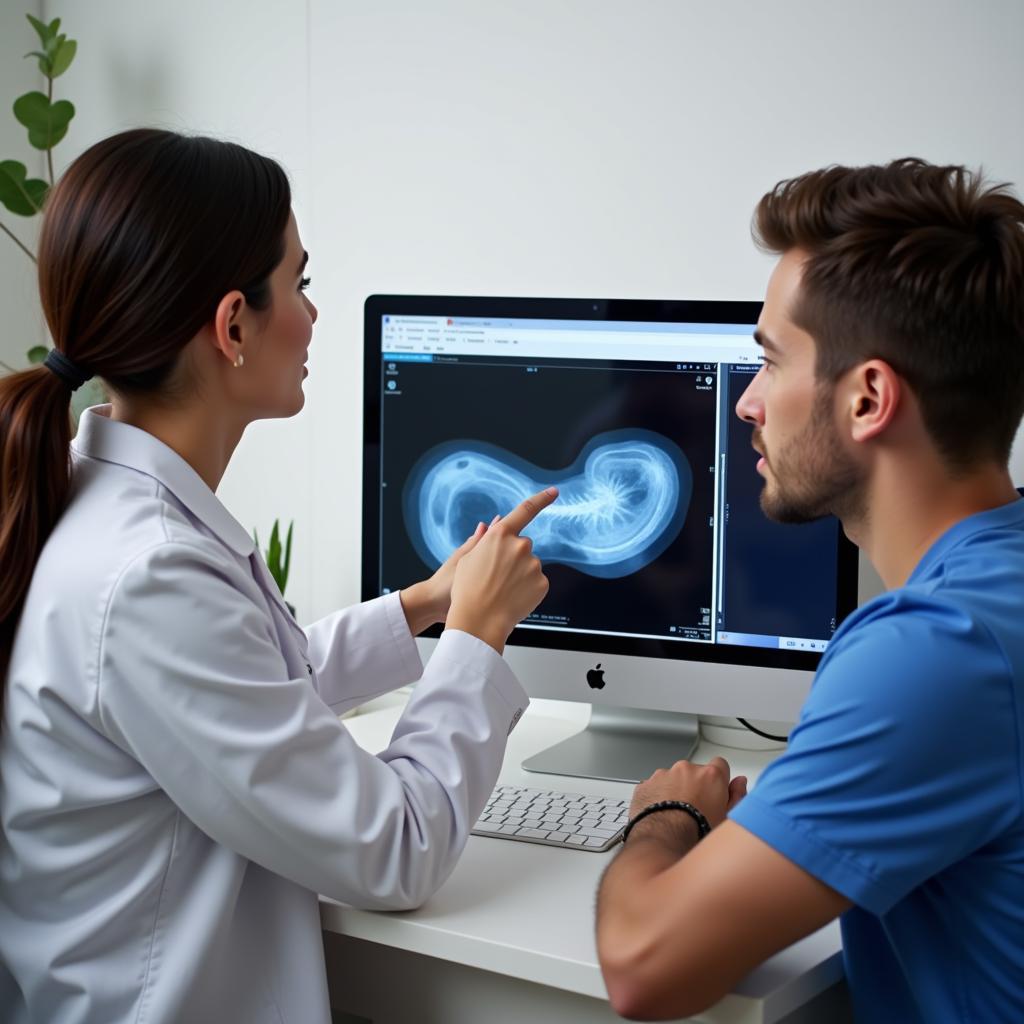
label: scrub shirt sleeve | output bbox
[729,601,1021,915]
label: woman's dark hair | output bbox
[754,157,1024,472]
[0,128,291,695]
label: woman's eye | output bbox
[299,276,312,292]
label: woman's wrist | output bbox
[399,581,444,635]
[444,608,508,655]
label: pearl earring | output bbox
[234,353,244,368]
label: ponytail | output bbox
[0,365,76,694]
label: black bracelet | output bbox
[621,800,711,844]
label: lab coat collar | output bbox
[72,406,256,558]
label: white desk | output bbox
[320,702,849,1024]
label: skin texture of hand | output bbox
[625,756,748,844]
[399,520,490,635]
[445,486,559,653]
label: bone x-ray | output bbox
[403,430,692,579]
[378,355,720,641]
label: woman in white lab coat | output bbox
[0,128,555,1024]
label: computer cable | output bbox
[736,718,789,742]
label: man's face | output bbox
[735,249,864,524]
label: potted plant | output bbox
[0,13,105,424]
[254,519,295,617]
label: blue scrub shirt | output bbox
[731,498,1024,1022]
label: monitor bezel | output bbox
[362,293,860,674]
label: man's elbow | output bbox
[599,935,727,1020]
[603,963,660,1021]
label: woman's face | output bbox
[240,211,317,419]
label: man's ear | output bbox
[212,290,247,365]
[844,359,902,444]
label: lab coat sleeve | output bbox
[95,541,529,911]
[303,593,424,713]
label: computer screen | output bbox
[362,296,859,779]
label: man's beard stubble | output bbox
[755,387,866,527]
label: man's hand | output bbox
[630,756,748,823]
[621,757,747,853]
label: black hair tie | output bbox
[44,349,93,392]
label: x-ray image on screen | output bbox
[402,429,692,579]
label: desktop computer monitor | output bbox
[362,295,859,782]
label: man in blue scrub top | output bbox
[596,158,1024,1023]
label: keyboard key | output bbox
[473,784,630,852]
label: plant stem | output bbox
[0,360,16,374]
[0,220,36,262]
[46,75,54,185]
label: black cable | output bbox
[736,717,790,742]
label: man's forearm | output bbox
[596,816,702,1017]
[597,812,698,940]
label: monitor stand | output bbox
[522,706,700,784]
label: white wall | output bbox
[0,1,46,372]
[31,0,1024,623]
[46,0,316,619]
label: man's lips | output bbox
[751,439,766,472]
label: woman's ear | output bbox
[846,359,902,444]
[212,291,247,366]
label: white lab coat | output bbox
[0,406,528,1024]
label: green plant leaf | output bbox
[48,18,61,35]
[23,50,52,77]
[13,92,75,150]
[44,32,64,61]
[282,521,293,591]
[26,14,52,48]
[50,39,76,79]
[269,520,282,578]
[0,160,47,215]
[27,345,49,364]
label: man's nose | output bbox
[735,369,765,426]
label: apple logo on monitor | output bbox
[586,663,606,690]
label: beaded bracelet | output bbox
[621,799,711,844]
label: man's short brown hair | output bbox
[754,158,1024,470]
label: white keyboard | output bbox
[472,784,630,852]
